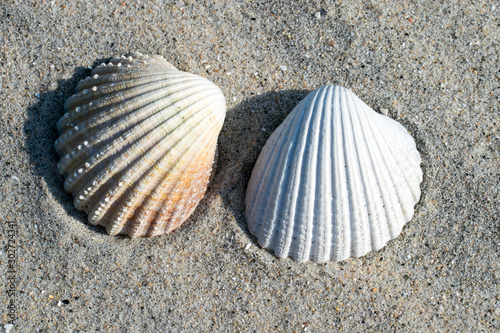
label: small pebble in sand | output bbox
[3,324,13,333]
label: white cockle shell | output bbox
[245,85,422,262]
[55,52,226,237]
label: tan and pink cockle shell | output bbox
[55,52,226,237]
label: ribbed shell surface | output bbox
[245,86,422,262]
[55,53,226,237]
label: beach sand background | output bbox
[0,0,499,331]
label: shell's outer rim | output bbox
[55,53,226,238]
[245,85,422,263]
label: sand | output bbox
[0,0,499,331]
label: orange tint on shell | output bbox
[119,148,216,237]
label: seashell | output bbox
[55,52,226,237]
[245,85,422,262]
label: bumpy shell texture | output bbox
[245,85,422,263]
[55,52,226,237]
